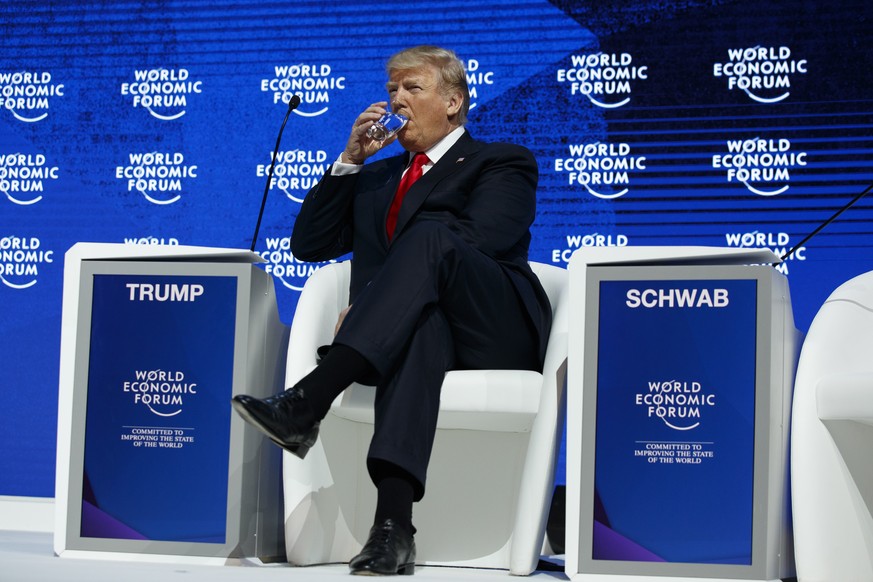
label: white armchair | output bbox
[791,269,873,581]
[281,260,568,574]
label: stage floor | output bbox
[0,530,569,582]
[0,530,802,582]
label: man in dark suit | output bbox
[232,45,551,576]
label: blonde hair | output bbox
[387,45,470,124]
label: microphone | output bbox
[250,94,302,252]
[781,181,873,261]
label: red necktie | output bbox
[386,152,429,241]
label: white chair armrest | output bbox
[817,373,873,426]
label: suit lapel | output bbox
[392,132,482,239]
[364,154,408,248]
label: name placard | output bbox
[81,274,237,543]
[592,278,757,564]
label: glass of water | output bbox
[367,111,408,142]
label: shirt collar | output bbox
[415,126,466,166]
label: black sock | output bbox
[375,476,416,533]
[291,344,373,421]
[371,461,417,533]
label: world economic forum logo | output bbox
[120,68,203,120]
[462,58,495,111]
[713,46,807,104]
[123,236,180,246]
[257,236,335,291]
[551,232,630,265]
[554,142,647,199]
[0,71,64,122]
[712,137,807,196]
[115,151,198,205]
[261,64,346,117]
[635,380,716,431]
[1,153,59,205]
[257,150,328,203]
[123,369,198,417]
[557,52,648,109]
[0,236,53,289]
[724,230,805,276]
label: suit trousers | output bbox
[332,221,540,499]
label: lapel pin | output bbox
[456,157,465,163]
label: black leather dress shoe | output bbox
[349,519,416,576]
[231,388,319,459]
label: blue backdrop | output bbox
[2,0,872,498]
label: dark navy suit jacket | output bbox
[291,131,551,366]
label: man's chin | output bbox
[397,135,414,151]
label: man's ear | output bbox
[446,91,463,118]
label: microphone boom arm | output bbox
[781,181,873,261]
[250,94,301,252]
